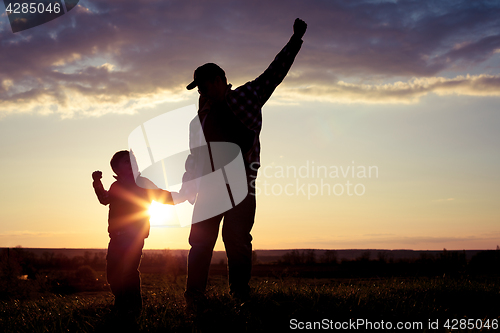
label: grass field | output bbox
[1,273,500,332]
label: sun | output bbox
[148,200,174,226]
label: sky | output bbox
[0,0,499,251]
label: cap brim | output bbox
[186,81,197,90]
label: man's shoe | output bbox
[185,291,208,317]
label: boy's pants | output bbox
[106,235,144,313]
[186,170,257,300]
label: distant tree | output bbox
[281,251,292,265]
[305,249,316,264]
[439,249,466,275]
[0,248,22,281]
[6,247,37,278]
[281,250,303,265]
[162,250,186,283]
[294,250,304,265]
[91,252,106,268]
[54,253,71,269]
[357,251,371,262]
[42,251,54,265]
[83,251,92,265]
[377,251,389,263]
[321,250,337,264]
[469,250,500,274]
[71,256,85,268]
[252,251,259,264]
[75,265,96,284]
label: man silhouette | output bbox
[182,18,307,312]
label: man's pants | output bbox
[106,235,144,313]
[186,188,256,299]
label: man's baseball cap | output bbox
[186,63,226,90]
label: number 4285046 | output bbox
[5,2,61,14]
[444,318,498,330]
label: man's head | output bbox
[187,63,228,102]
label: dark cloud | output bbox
[0,0,499,117]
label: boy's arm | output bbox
[138,176,177,205]
[151,189,174,205]
[92,171,110,205]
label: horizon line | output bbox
[2,247,497,252]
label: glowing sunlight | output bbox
[148,200,174,226]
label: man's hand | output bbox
[293,18,307,40]
[92,171,102,181]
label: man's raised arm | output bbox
[250,18,307,105]
[227,18,307,122]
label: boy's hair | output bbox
[110,150,130,175]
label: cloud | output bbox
[396,234,500,247]
[273,74,500,104]
[433,198,455,202]
[360,233,497,245]
[297,233,500,250]
[0,230,78,237]
[0,0,499,117]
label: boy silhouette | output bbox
[92,150,176,318]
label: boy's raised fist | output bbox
[92,171,102,181]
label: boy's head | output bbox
[110,150,138,180]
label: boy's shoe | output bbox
[126,307,142,322]
[116,316,139,333]
[111,301,142,319]
[106,308,140,333]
